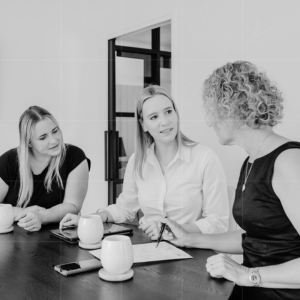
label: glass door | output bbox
[106,25,171,205]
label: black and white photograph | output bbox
[0,1,300,299]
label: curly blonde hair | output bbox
[203,61,284,128]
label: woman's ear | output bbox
[139,119,147,132]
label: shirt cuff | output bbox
[194,218,219,234]
[104,206,127,223]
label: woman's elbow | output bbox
[64,201,82,214]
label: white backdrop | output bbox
[0,0,299,213]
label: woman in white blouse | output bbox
[60,85,229,238]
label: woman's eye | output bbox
[150,115,157,120]
[166,110,173,114]
[53,129,58,133]
[39,137,46,140]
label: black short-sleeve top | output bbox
[0,144,91,209]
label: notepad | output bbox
[90,242,192,263]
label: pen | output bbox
[156,218,167,248]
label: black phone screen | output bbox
[59,263,81,271]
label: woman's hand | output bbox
[23,205,46,212]
[159,218,190,247]
[59,213,80,229]
[206,253,250,286]
[15,211,43,232]
[13,206,45,221]
[139,220,160,240]
[139,220,174,241]
[13,207,23,219]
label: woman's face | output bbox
[212,119,240,146]
[30,118,62,158]
[141,95,178,146]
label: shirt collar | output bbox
[146,143,191,165]
[178,144,191,163]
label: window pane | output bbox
[116,56,143,179]
[160,23,171,51]
[116,29,151,49]
[160,68,171,94]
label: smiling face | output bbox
[30,117,62,158]
[140,95,178,146]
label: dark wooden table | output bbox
[0,223,233,300]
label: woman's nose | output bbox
[160,115,169,126]
[49,134,58,143]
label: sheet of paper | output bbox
[90,242,192,263]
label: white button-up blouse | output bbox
[105,143,229,233]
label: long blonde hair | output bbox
[17,106,66,208]
[134,85,197,179]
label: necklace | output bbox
[242,131,273,192]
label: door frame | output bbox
[106,17,173,205]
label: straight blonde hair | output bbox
[17,106,66,207]
[134,85,197,179]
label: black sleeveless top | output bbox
[230,142,300,300]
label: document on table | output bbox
[90,242,192,263]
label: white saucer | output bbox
[98,268,134,282]
[0,226,14,234]
[78,240,102,250]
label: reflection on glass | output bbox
[116,183,123,199]
[116,29,152,49]
[160,23,171,51]
[116,56,144,180]
[160,68,171,94]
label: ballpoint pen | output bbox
[156,218,167,248]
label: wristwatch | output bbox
[249,268,261,286]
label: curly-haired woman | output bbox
[160,61,300,299]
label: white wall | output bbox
[0,0,175,214]
[174,0,300,187]
[0,0,299,213]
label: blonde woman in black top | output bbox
[0,106,90,232]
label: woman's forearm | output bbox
[186,229,244,254]
[255,258,300,288]
[93,210,114,223]
[38,203,78,224]
[182,223,202,233]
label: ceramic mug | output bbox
[78,215,103,245]
[0,204,14,230]
[101,235,134,274]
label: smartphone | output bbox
[50,224,133,243]
[50,227,79,243]
[54,258,102,276]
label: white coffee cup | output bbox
[0,204,14,230]
[78,215,103,245]
[101,235,134,274]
